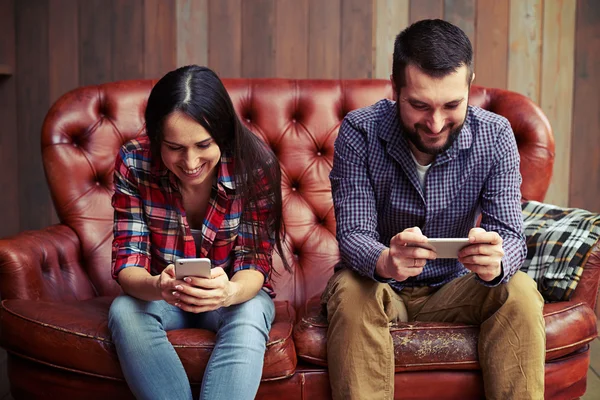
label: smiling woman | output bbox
[108,65,290,400]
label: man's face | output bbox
[393,64,471,163]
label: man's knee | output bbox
[323,269,397,325]
[325,269,379,305]
[505,271,544,308]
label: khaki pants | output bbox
[322,269,546,400]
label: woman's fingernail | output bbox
[184,277,191,283]
[175,285,183,291]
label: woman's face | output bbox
[160,111,221,189]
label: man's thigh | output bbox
[321,268,409,323]
[404,272,539,325]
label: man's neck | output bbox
[409,143,434,166]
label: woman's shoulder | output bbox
[118,136,152,165]
[120,135,151,154]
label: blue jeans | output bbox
[108,289,275,400]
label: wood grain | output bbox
[340,0,374,79]
[570,0,600,212]
[15,0,54,230]
[444,0,476,49]
[275,0,308,78]
[208,0,242,78]
[79,0,112,85]
[540,0,575,207]
[374,0,409,79]
[308,0,341,79]
[49,0,79,103]
[112,0,144,81]
[409,0,444,23]
[0,0,19,236]
[144,0,177,79]
[474,0,509,89]
[507,0,542,103]
[176,0,208,68]
[242,0,276,78]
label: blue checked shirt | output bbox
[330,99,526,291]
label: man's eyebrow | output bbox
[444,98,465,105]
[407,98,430,105]
[406,97,465,106]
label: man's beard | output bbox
[399,107,468,157]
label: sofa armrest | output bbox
[0,224,98,301]
[570,242,600,309]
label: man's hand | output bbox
[458,227,504,282]
[171,267,236,313]
[375,227,437,282]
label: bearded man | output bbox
[322,19,545,400]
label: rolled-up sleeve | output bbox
[111,148,151,280]
[232,171,274,281]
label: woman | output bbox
[108,65,289,400]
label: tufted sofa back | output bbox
[41,79,554,308]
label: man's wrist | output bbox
[374,248,395,283]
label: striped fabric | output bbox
[111,135,274,296]
[521,200,600,301]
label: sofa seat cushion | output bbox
[294,296,597,371]
[0,297,296,382]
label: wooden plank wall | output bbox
[0,0,598,237]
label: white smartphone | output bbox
[417,238,471,259]
[174,258,212,279]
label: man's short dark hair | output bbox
[392,19,473,88]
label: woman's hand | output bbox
[171,267,236,313]
[156,264,181,305]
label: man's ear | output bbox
[470,72,476,85]
[389,74,397,94]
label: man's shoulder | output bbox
[467,106,511,132]
[343,99,395,128]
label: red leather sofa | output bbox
[0,79,598,399]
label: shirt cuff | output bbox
[476,261,506,287]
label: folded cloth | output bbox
[520,200,600,302]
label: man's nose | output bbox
[426,111,445,134]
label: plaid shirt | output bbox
[111,135,274,296]
[330,99,526,291]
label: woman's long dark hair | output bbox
[145,65,291,273]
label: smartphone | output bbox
[415,238,471,259]
[174,258,212,279]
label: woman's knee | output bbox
[220,290,275,335]
[108,295,165,333]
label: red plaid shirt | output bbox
[111,135,274,296]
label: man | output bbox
[323,19,545,400]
